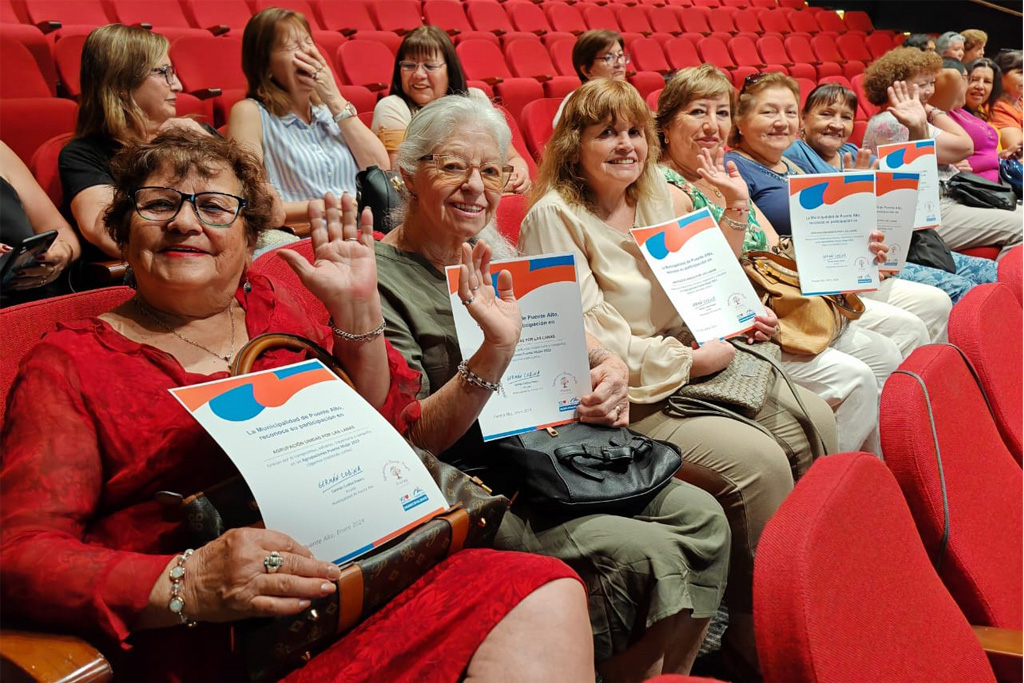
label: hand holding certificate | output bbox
[446,253,593,441]
[877,139,941,230]
[788,172,880,295]
[874,172,920,273]
[631,207,766,344]
[171,361,448,565]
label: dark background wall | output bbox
[810,0,1023,54]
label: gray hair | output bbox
[393,94,515,255]
[936,32,965,55]
[395,94,512,179]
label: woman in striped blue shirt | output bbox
[228,8,389,230]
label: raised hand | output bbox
[695,147,750,206]
[868,230,889,264]
[277,192,382,334]
[294,46,346,112]
[842,147,876,170]
[457,241,522,356]
[182,528,341,622]
[886,81,928,133]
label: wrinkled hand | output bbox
[577,351,629,427]
[8,238,74,291]
[690,339,734,378]
[278,192,382,332]
[183,528,341,622]
[842,147,876,170]
[458,241,522,355]
[295,46,344,110]
[695,148,750,206]
[744,308,778,344]
[953,158,973,172]
[886,81,928,132]
[506,165,531,195]
[868,229,888,264]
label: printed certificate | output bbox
[877,139,940,230]
[446,253,592,441]
[631,207,765,344]
[875,171,920,273]
[171,360,447,565]
[788,172,880,295]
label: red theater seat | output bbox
[631,37,671,74]
[997,245,1022,303]
[170,36,246,127]
[697,36,736,72]
[0,35,51,98]
[664,37,701,71]
[582,4,620,31]
[183,0,252,34]
[457,39,544,120]
[423,0,473,37]
[505,37,581,97]
[545,3,588,36]
[506,1,552,36]
[372,0,424,35]
[843,10,874,34]
[519,97,563,160]
[0,25,57,96]
[337,40,394,91]
[316,0,376,34]
[0,99,77,166]
[29,132,73,209]
[108,0,209,39]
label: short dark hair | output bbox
[105,130,274,252]
[802,82,858,116]
[995,49,1023,75]
[903,34,934,51]
[572,30,623,82]
[388,26,468,109]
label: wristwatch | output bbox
[333,102,357,123]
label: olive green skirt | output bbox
[494,478,730,661]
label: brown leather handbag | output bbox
[161,333,508,682]
[742,250,864,356]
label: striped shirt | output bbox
[255,100,359,202]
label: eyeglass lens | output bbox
[425,155,511,191]
[135,187,243,227]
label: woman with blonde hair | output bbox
[520,77,837,677]
[228,8,389,229]
[60,24,215,259]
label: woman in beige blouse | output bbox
[518,79,838,677]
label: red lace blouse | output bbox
[0,275,426,679]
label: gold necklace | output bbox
[135,296,237,363]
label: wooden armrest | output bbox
[974,626,1023,683]
[190,88,223,100]
[532,29,545,36]
[131,22,153,30]
[533,74,553,82]
[339,28,357,37]
[35,20,61,33]
[445,28,460,36]
[490,29,506,36]
[0,629,112,683]
[79,260,129,286]
[205,25,230,37]
[365,82,389,92]
[480,76,504,86]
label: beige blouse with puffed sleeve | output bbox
[518,186,694,405]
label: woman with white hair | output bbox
[375,93,731,682]
[936,31,966,62]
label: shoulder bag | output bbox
[944,171,1017,211]
[671,339,780,418]
[355,166,403,234]
[492,422,682,517]
[742,249,864,356]
[159,333,508,682]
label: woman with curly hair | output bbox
[862,47,1021,265]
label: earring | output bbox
[244,278,252,293]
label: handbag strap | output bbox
[891,369,951,572]
[231,333,354,388]
[729,339,830,458]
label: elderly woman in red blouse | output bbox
[0,130,594,682]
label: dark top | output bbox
[724,151,802,236]
[0,176,67,307]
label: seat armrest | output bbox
[79,260,129,287]
[35,21,61,33]
[973,626,1023,683]
[205,25,230,37]
[0,629,112,683]
[191,88,223,100]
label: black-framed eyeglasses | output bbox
[151,64,177,86]
[419,154,513,192]
[741,72,767,93]
[598,51,631,66]
[133,187,247,227]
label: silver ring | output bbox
[313,69,320,79]
[461,296,475,306]
[264,550,284,574]
[344,237,360,242]
[615,404,624,417]
[470,285,480,291]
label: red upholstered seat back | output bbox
[249,239,328,324]
[880,345,1023,630]
[755,453,997,683]
[997,245,1022,303]
[1,287,136,424]
[948,284,1023,460]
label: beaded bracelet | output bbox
[457,360,501,392]
[168,549,197,627]
[328,316,386,342]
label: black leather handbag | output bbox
[355,166,402,234]
[492,422,682,516]
[944,171,1017,211]
[908,228,957,274]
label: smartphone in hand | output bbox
[0,230,58,287]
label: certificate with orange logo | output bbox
[875,171,920,273]
[788,172,880,295]
[170,361,447,565]
[877,139,940,230]
[446,253,592,441]
[631,207,764,344]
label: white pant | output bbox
[783,324,901,455]
[938,196,1023,259]
[858,277,952,353]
